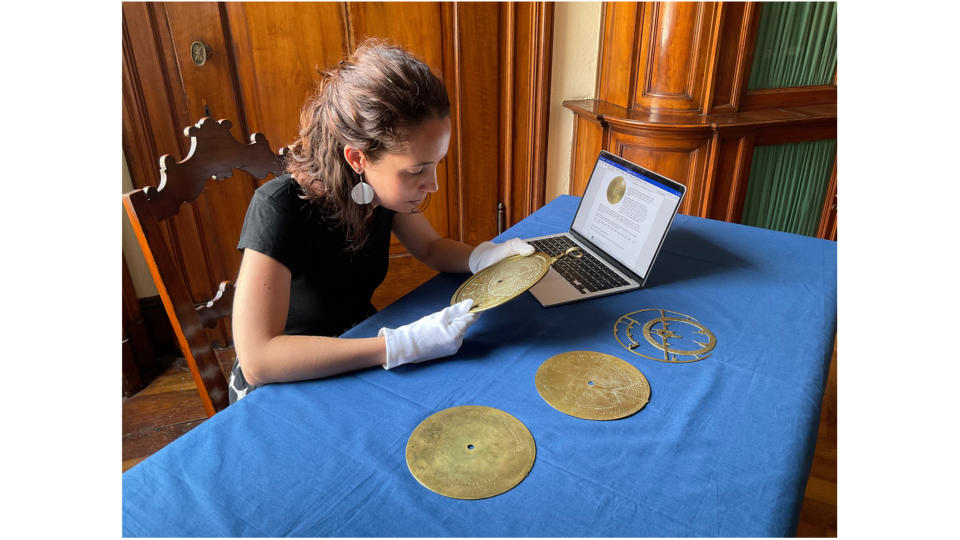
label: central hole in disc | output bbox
[587,381,595,386]
[467,444,475,450]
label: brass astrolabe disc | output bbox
[451,247,582,312]
[535,351,651,420]
[405,405,536,499]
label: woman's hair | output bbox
[286,38,450,249]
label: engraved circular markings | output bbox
[451,252,552,312]
[405,405,536,499]
[535,351,650,420]
[607,176,626,204]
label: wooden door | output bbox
[122,2,553,338]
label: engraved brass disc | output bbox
[535,351,650,420]
[452,247,582,312]
[607,175,626,204]
[405,405,536,499]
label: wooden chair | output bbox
[123,118,286,415]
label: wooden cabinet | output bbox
[122,2,554,348]
[567,2,837,239]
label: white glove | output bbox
[468,238,535,273]
[379,299,479,370]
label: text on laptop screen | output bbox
[571,155,682,278]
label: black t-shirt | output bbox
[237,174,395,336]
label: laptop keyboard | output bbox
[527,236,630,294]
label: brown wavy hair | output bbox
[286,38,450,250]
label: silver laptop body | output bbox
[527,151,686,307]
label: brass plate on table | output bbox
[405,405,536,499]
[614,308,717,363]
[535,351,650,420]
[451,247,582,312]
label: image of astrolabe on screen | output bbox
[613,308,717,363]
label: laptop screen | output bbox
[571,153,683,279]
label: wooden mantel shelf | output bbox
[563,99,836,133]
[562,97,837,226]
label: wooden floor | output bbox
[122,345,837,537]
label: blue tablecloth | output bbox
[122,195,837,537]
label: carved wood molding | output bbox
[564,98,836,225]
[634,2,718,113]
[145,118,285,221]
[816,158,838,241]
[503,1,554,227]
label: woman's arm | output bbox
[232,248,387,387]
[392,211,473,272]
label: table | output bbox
[122,195,837,537]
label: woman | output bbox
[229,40,532,403]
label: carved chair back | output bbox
[123,118,286,414]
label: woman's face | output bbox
[359,115,451,214]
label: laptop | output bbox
[526,150,685,307]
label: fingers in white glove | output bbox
[468,237,535,273]
[379,299,478,370]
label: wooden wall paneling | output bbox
[569,115,605,197]
[441,1,462,243]
[608,125,713,216]
[634,2,717,113]
[705,133,750,222]
[349,2,446,70]
[457,2,502,247]
[499,2,515,233]
[223,2,348,155]
[505,1,554,226]
[596,1,640,109]
[708,1,758,114]
[816,156,838,241]
[721,133,755,223]
[741,85,838,111]
[699,129,720,218]
[753,119,837,147]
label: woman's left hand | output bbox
[468,238,534,273]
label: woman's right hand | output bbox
[378,299,479,369]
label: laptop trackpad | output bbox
[529,269,582,306]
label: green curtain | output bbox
[747,2,837,89]
[741,139,836,237]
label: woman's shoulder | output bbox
[254,173,300,203]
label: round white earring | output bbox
[350,170,375,205]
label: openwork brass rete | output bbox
[405,405,536,499]
[452,246,583,312]
[535,351,651,420]
[613,308,717,363]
